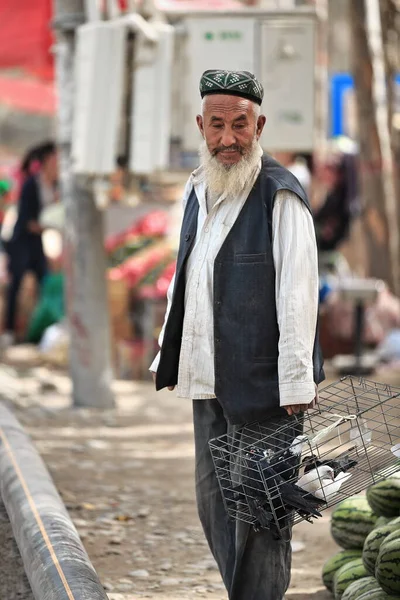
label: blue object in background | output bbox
[319,280,332,304]
[330,73,400,137]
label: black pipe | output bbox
[0,403,109,600]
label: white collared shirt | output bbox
[150,160,318,407]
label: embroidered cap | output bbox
[199,69,264,105]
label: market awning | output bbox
[0,0,54,80]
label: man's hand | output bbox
[150,371,175,391]
[284,385,319,417]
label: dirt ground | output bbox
[2,363,399,600]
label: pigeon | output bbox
[391,443,400,458]
[243,449,324,519]
[302,451,358,479]
[228,483,275,531]
[247,498,274,531]
[297,465,352,502]
[248,435,309,483]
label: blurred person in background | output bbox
[313,141,360,255]
[1,141,58,347]
[150,70,324,600]
[273,151,313,197]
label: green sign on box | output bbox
[204,31,242,41]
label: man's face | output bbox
[196,95,266,167]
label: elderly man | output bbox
[150,70,324,600]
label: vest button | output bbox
[185,234,191,241]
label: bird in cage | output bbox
[247,498,274,530]
[391,443,400,458]
[296,464,352,502]
[259,435,310,481]
[243,445,324,521]
[244,438,303,490]
[301,451,358,479]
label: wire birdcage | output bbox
[209,377,400,540]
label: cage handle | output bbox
[310,413,357,446]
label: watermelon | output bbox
[341,576,381,599]
[331,497,378,550]
[334,558,369,599]
[375,529,400,595]
[373,517,392,529]
[357,591,397,599]
[362,523,400,575]
[367,473,400,518]
[322,550,363,592]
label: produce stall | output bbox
[14,208,176,377]
[106,209,176,379]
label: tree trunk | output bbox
[349,0,394,289]
[53,0,115,408]
[380,0,400,293]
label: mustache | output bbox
[212,145,243,156]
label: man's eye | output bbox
[235,124,245,130]
[212,124,223,129]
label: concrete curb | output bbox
[0,402,109,600]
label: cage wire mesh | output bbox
[209,377,400,539]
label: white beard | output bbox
[199,139,263,199]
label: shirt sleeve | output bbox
[272,190,319,407]
[149,176,193,373]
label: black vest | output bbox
[156,155,325,424]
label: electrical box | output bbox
[258,16,316,151]
[180,14,316,153]
[72,22,126,175]
[71,10,316,177]
[182,17,257,152]
[129,23,174,174]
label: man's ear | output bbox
[196,115,205,138]
[256,115,266,139]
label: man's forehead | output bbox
[203,95,254,119]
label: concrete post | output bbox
[53,0,115,407]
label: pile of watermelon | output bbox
[321,471,400,599]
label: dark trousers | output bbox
[193,398,300,600]
[5,247,47,334]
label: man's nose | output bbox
[220,129,236,148]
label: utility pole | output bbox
[53,0,115,408]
